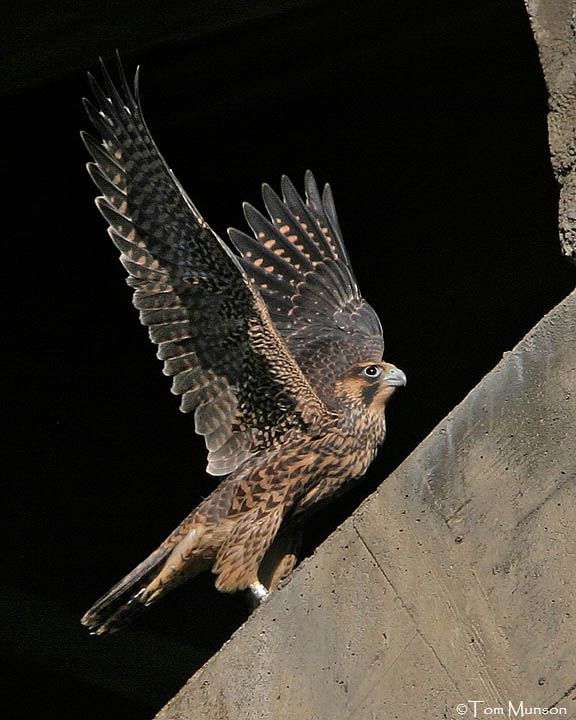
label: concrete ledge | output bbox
[156,289,576,719]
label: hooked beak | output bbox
[382,364,407,387]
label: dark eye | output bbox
[363,365,382,378]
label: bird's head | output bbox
[336,362,407,414]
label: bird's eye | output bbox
[363,365,382,378]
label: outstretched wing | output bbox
[83,59,327,475]
[228,172,384,401]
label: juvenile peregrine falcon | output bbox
[81,59,406,635]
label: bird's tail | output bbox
[81,524,210,635]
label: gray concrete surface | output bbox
[155,288,576,719]
[524,0,576,263]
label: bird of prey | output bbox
[80,59,406,635]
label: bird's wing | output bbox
[83,59,328,476]
[228,172,384,401]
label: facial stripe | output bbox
[361,382,379,406]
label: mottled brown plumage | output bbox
[80,58,406,635]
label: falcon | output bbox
[80,59,406,635]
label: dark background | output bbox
[4,1,575,718]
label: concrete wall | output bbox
[524,0,576,263]
[155,289,576,719]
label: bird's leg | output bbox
[245,581,270,610]
[245,527,302,607]
[249,581,270,602]
[258,528,302,591]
